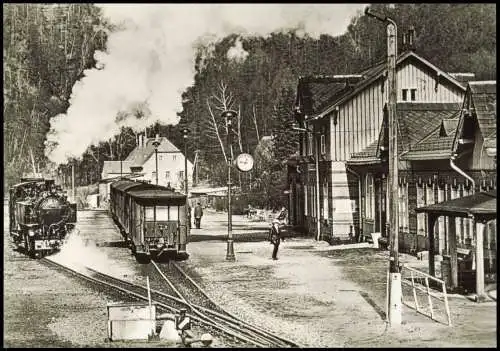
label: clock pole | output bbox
[222,110,237,262]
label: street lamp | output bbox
[292,122,322,242]
[152,136,161,185]
[222,110,238,261]
[365,6,401,326]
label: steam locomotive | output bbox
[109,179,189,263]
[9,177,77,258]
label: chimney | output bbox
[402,26,416,51]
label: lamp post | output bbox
[292,122,322,241]
[182,128,190,195]
[365,6,401,326]
[222,110,238,261]
[152,137,161,185]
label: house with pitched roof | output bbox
[101,133,193,192]
[290,50,471,243]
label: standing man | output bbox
[194,202,203,229]
[269,220,281,260]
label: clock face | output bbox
[236,153,254,172]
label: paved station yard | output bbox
[180,210,497,348]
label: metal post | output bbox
[314,128,321,241]
[225,113,235,261]
[155,148,159,185]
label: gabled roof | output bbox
[416,190,496,221]
[469,81,496,138]
[303,51,466,121]
[349,103,461,163]
[125,137,181,167]
[102,161,134,177]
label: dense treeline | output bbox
[3,4,496,207]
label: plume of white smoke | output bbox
[45,3,366,164]
[227,37,249,63]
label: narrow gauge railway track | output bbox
[152,261,300,348]
[39,257,293,347]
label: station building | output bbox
[288,50,496,280]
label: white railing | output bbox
[401,265,452,326]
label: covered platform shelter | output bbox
[416,190,496,301]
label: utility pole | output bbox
[71,162,75,202]
[365,7,402,326]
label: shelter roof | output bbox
[415,190,496,220]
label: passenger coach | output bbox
[109,179,189,263]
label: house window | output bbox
[320,134,326,155]
[416,183,426,235]
[410,89,417,101]
[365,174,375,219]
[173,155,177,161]
[165,171,170,180]
[398,182,409,231]
[307,133,313,156]
[402,89,408,101]
[179,171,184,179]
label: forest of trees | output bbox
[3,3,496,207]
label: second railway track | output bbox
[40,257,300,348]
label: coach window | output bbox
[169,205,179,221]
[156,206,169,221]
[145,207,155,221]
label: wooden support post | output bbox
[448,215,458,290]
[428,214,437,277]
[475,219,486,301]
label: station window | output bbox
[179,171,184,179]
[307,133,313,156]
[165,171,170,180]
[402,89,408,101]
[173,155,177,161]
[410,89,417,101]
[320,134,326,155]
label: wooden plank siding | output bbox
[332,62,464,162]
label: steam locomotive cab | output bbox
[9,179,77,258]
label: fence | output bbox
[400,265,452,326]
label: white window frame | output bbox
[365,174,375,220]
